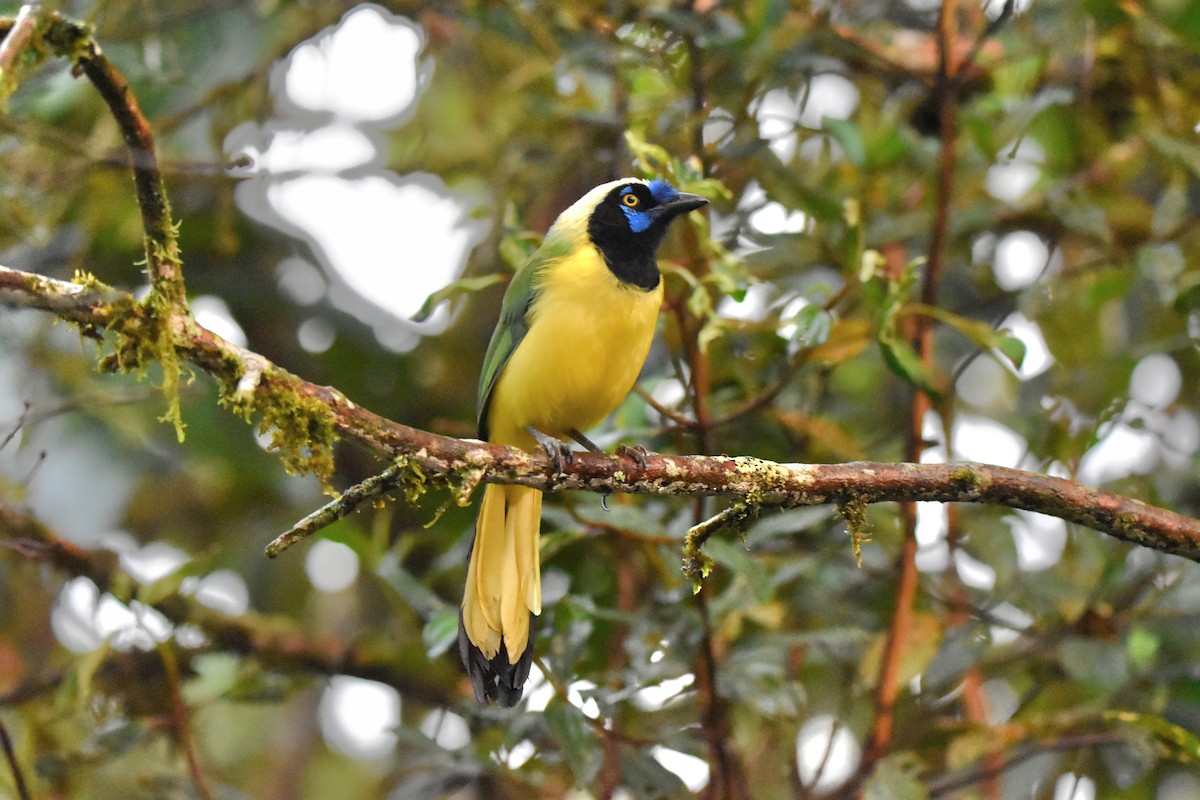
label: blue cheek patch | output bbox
[622,206,653,232]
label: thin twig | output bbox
[0,504,119,591]
[0,403,28,452]
[0,716,32,800]
[633,385,694,427]
[682,503,757,585]
[927,732,1122,798]
[674,212,749,800]
[63,24,185,309]
[265,461,410,557]
[951,0,1017,90]
[863,0,962,777]
[0,4,40,75]
[0,672,63,707]
[158,644,214,800]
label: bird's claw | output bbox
[601,444,649,512]
[528,427,573,477]
[616,443,651,471]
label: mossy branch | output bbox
[4,8,190,439]
[5,262,1200,567]
[3,7,1200,577]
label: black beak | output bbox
[652,191,705,220]
[657,192,709,217]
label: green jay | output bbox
[458,177,708,705]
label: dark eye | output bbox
[622,193,640,208]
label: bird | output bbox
[458,177,708,706]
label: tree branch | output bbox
[37,11,185,309]
[0,501,458,707]
[3,262,1200,562]
[0,4,39,81]
[864,0,971,775]
[158,643,215,800]
[927,732,1123,798]
[0,716,32,800]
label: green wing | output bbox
[476,236,571,440]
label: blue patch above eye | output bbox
[648,179,680,204]
[622,206,653,232]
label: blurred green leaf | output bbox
[823,116,866,167]
[863,752,930,800]
[1151,175,1188,237]
[224,668,300,703]
[423,608,460,659]
[866,127,909,169]
[619,749,691,800]
[183,653,240,704]
[1105,710,1200,762]
[859,614,943,687]
[543,698,601,785]
[707,537,773,603]
[412,272,507,322]
[996,334,1028,370]
[906,303,1026,370]
[878,331,942,397]
[376,551,452,618]
[1126,627,1159,672]
[1147,131,1200,179]
[1058,637,1129,692]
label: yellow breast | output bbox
[486,247,663,449]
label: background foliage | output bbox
[3,1,1200,798]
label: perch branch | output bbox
[4,262,1200,563]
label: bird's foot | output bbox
[527,426,573,477]
[616,443,651,471]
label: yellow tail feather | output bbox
[462,483,543,664]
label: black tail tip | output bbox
[457,612,534,707]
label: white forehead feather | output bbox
[546,178,648,241]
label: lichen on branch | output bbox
[2,7,1200,579]
[5,263,1200,567]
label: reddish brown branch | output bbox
[5,264,1200,562]
[159,644,215,800]
[864,0,962,775]
[673,223,750,800]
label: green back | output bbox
[476,235,573,440]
